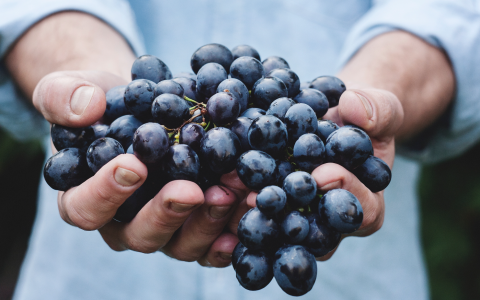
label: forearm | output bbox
[338,31,455,140]
[5,11,136,99]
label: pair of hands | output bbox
[35,69,403,266]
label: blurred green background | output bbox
[0,127,479,300]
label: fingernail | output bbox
[355,92,373,120]
[171,203,195,213]
[71,86,95,115]
[320,180,341,191]
[209,205,232,219]
[219,252,232,260]
[114,167,141,186]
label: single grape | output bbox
[293,88,329,118]
[106,115,143,150]
[196,62,228,102]
[283,171,317,207]
[236,250,273,291]
[352,156,392,193]
[190,43,233,74]
[316,119,339,143]
[132,123,169,165]
[262,56,289,74]
[256,186,287,216]
[86,137,124,173]
[124,79,156,121]
[309,76,346,108]
[179,123,205,153]
[232,242,248,271]
[199,127,241,174]
[92,124,109,139]
[229,117,253,152]
[153,79,184,98]
[230,56,265,90]
[236,150,277,191]
[293,133,325,173]
[275,160,294,186]
[237,207,280,252]
[151,93,190,128]
[217,78,249,112]
[131,55,172,83]
[266,97,296,122]
[240,107,266,120]
[267,68,300,98]
[172,77,197,101]
[325,126,373,170]
[284,103,318,144]
[281,211,310,244]
[44,148,92,191]
[248,115,288,157]
[51,124,96,152]
[273,245,317,296]
[206,91,240,126]
[319,189,363,233]
[231,45,261,61]
[103,85,129,124]
[302,213,341,257]
[163,144,200,181]
[251,76,288,110]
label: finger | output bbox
[337,89,404,141]
[99,180,204,253]
[312,163,384,237]
[58,154,147,230]
[246,191,257,208]
[197,233,239,268]
[33,70,128,127]
[161,185,238,261]
[227,196,251,235]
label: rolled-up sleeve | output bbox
[0,0,145,141]
[337,0,480,163]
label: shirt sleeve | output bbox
[0,0,146,141]
[336,0,480,164]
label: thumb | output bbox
[33,70,128,127]
[337,89,404,141]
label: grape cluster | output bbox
[43,43,393,295]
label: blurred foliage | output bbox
[418,142,480,300]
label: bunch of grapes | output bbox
[43,43,392,295]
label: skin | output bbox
[5,12,454,266]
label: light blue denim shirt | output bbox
[0,0,479,299]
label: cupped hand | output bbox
[34,70,246,267]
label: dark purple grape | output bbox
[236,150,277,191]
[248,115,288,157]
[230,56,265,90]
[103,85,129,124]
[256,186,287,216]
[179,123,205,153]
[173,72,196,81]
[232,242,247,271]
[251,76,288,110]
[172,77,197,101]
[273,245,317,296]
[163,144,200,181]
[131,55,172,83]
[106,115,143,150]
[309,76,346,108]
[275,160,294,186]
[325,126,373,170]
[240,107,266,120]
[281,211,309,244]
[132,123,169,165]
[319,189,363,233]
[236,250,273,291]
[190,43,233,74]
[266,97,296,122]
[283,171,317,208]
[237,207,280,252]
[199,127,241,174]
[151,93,190,128]
[206,91,240,126]
[92,124,109,139]
[293,133,325,173]
[217,78,249,112]
[316,120,339,143]
[229,117,253,152]
[284,103,318,144]
[262,56,289,74]
[267,68,300,98]
[153,80,184,98]
[196,63,228,102]
[124,79,156,121]
[352,156,392,193]
[231,45,261,61]
[293,88,329,118]
[44,148,92,191]
[302,213,341,257]
[51,124,96,152]
[86,138,124,173]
